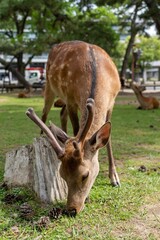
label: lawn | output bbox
[0,92,160,240]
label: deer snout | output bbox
[65,208,77,217]
[67,202,85,215]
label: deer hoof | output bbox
[111,181,121,187]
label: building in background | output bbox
[143,61,160,82]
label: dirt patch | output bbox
[0,98,7,103]
[132,203,160,239]
[116,99,138,106]
[113,202,160,239]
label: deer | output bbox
[26,40,121,216]
[130,82,159,110]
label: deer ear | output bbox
[49,121,69,143]
[89,122,111,150]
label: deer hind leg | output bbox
[106,109,120,186]
[54,99,68,133]
[60,104,68,133]
[41,84,55,124]
[67,104,79,136]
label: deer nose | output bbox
[65,208,77,217]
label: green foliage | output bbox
[0,0,121,77]
[0,0,159,85]
[0,0,72,56]
[0,0,120,56]
[63,6,119,56]
[113,41,126,69]
[116,35,160,72]
[137,36,160,65]
[0,93,160,239]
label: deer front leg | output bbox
[42,83,55,124]
[106,108,120,186]
[106,138,120,186]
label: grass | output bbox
[0,92,160,239]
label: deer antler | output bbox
[26,108,65,158]
[78,98,95,145]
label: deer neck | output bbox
[134,90,146,106]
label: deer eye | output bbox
[82,172,89,182]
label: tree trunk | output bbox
[4,136,68,203]
[120,31,137,86]
[17,52,25,77]
[0,57,31,91]
[120,4,140,87]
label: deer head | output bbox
[26,98,111,215]
[130,82,146,93]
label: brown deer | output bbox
[130,82,159,110]
[26,41,121,215]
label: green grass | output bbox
[0,93,160,239]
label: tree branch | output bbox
[24,54,35,68]
[0,57,31,91]
[5,29,14,38]
[144,0,160,34]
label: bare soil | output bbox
[113,202,160,240]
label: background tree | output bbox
[137,36,160,76]
[119,0,160,85]
[144,0,160,34]
[0,0,159,89]
[0,0,73,88]
[0,0,120,88]
[118,2,148,86]
[63,4,120,57]
[96,0,159,86]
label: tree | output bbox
[76,0,160,85]
[0,57,31,90]
[0,0,120,88]
[63,5,120,57]
[136,36,160,75]
[119,2,143,86]
[97,0,157,86]
[144,0,160,34]
[0,0,73,88]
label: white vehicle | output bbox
[0,67,46,87]
[25,67,45,86]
